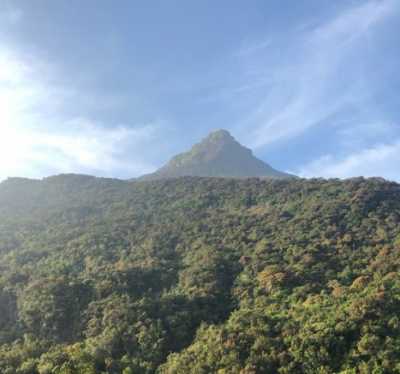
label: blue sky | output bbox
[0,0,399,181]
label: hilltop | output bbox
[140,129,294,180]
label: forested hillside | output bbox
[0,175,400,373]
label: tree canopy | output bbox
[0,175,400,373]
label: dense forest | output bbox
[0,175,400,373]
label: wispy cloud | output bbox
[314,0,395,44]
[235,0,398,148]
[298,138,400,182]
[296,120,400,181]
[0,45,158,181]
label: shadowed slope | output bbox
[140,130,294,180]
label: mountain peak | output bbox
[140,129,294,180]
[205,129,234,142]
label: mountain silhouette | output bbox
[140,129,294,180]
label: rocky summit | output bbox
[140,129,294,180]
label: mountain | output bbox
[1,175,400,373]
[140,129,294,180]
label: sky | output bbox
[0,0,399,181]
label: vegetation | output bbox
[140,130,293,180]
[0,174,400,373]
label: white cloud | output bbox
[298,139,400,182]
[0,50,29,83]
[237,0,399,148]
[0,119,158,180]
[313,0,395,45]
[0,45,158,181]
